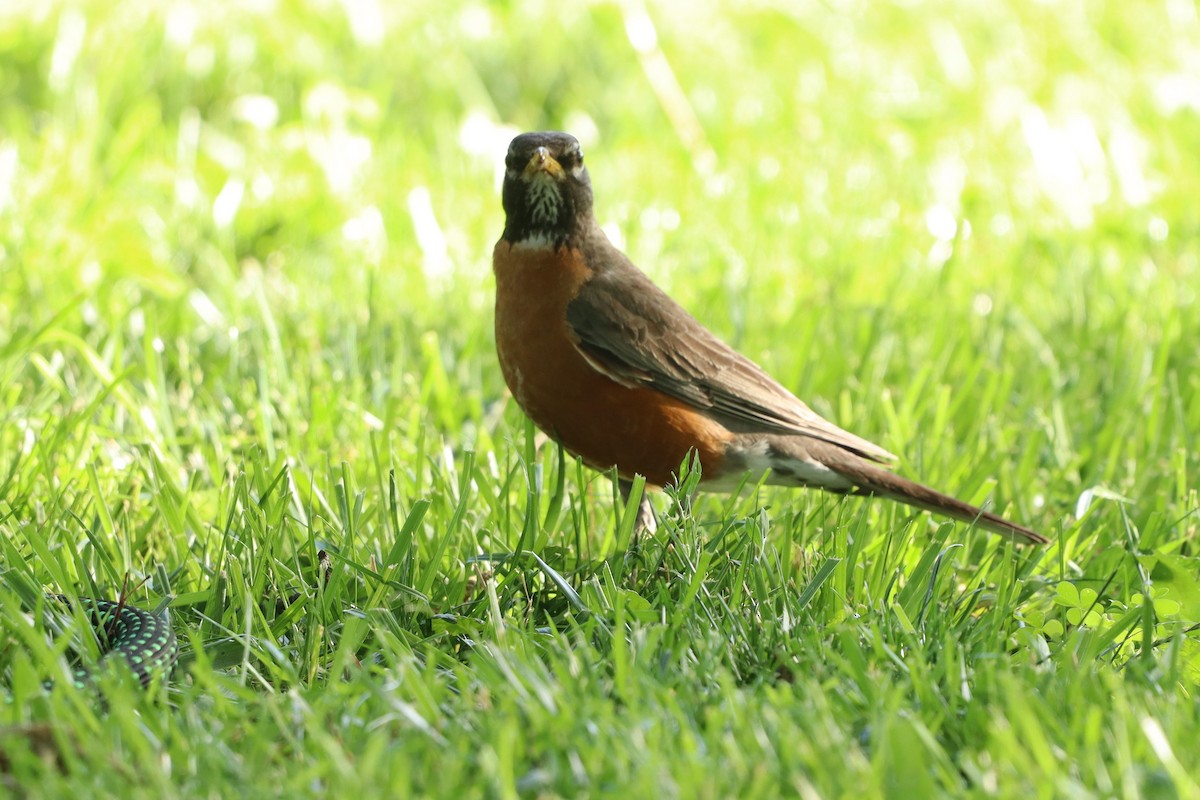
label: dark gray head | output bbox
[501,131,593,246]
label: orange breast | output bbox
[493,240,732,487]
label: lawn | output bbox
[2,0,1199,796]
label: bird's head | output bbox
[501,131,593,247]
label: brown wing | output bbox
[565,249,896,464]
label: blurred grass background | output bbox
[1,0,1199,796]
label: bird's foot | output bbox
[618,478,658,536]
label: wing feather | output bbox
[565,250,896,464]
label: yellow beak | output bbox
[523,146,565,179]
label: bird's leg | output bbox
[618,478,657,535]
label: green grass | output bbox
[2,0,1199,796]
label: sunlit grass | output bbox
[1,0,1199,795]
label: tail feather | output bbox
[853,465,1048,544]
[775,438,1048,545]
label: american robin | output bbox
[493,131,1047,545]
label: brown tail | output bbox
[796,440,1048,545]
[854,464,1047,544]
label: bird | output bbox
[492,131,1047,545]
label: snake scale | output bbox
[54,597,178,688]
